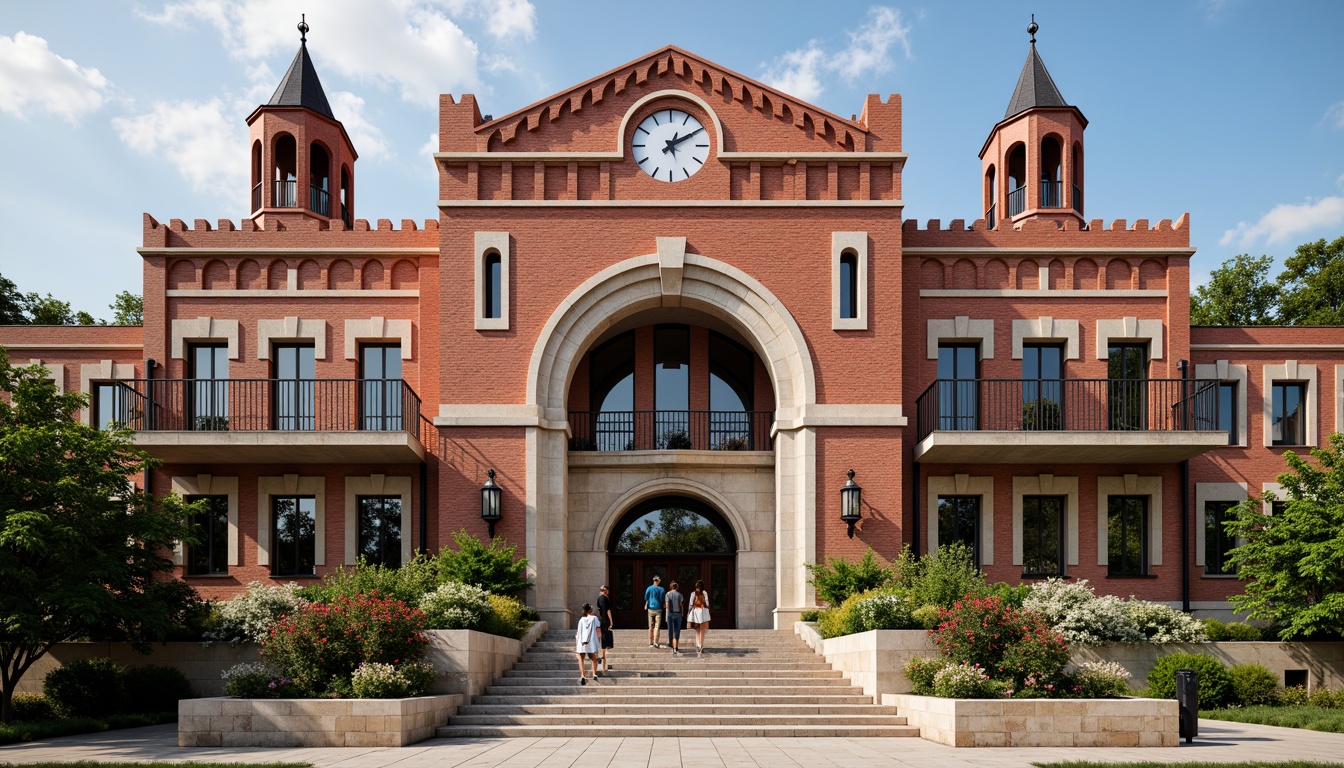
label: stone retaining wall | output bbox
[884,694,1179,747]
[178,695,461,747]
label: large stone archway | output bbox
[524,239,817,628]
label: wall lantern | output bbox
[840,468,862,538]
[481,468,502,538]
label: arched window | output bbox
[251,140,263,212]
[483,251,502,319]
[339,165,352,227]
[272,134,297,207]
[1040,136,1062,208]
[610,497,736,554]
[1071,143,1084,215]
[589,331,635,451]
[839,250,858,319]
[1006,144,1026,217]
[309,142,330,216]
[984,166,997,228]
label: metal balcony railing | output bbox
[1072,183,1083,215]
[251,182,262,212]
[914,378,1222,442]
[310,186,330,217]
[112,378,421,438]
[1007,186,1026,217]
[568,410,774,452]
[986,203,997,230]
[1040,180,1063,208]
[273,179,297,208]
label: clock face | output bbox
[631,108,710,182]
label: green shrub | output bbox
[221,662,287,698]
[854,589,919,631]
[121,665,193,713]
[982,582,1032,608]
[438,529,532,597]
[204,581,308,644]
[350,661,435,698]
[932,595,1070,692]
[932,662,998,698]
[419,581,491,630]
[1126,600,1207,643]
[893,544,987,609]
[43,658,123,718]
[1147,653,1234,708]
[1202,618,1228,640]
[9,693,56,721]
[1281,685,1310,705]
[816,590,869,639]
[1074,660,1133,698]
[1309,689,1344,709]
[800,609,822,622]
[904,656,950,695]
[480,594,532,639]
[299,555,440,605]
[806,548,893,607]
[912,604,942,629]
[1229,663,1279,706]
[262,594,428,696]
[1219,622,1263,641]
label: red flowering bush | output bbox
[262,593,428,696]
[931,595,1071,695]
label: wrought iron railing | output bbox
[251,182,262,212]
[1007,186,1026,217]
[986,203,997,230]
[568,410,774,452]
[1072,183,1083,215]
[914,378,1222,442]
[112,378,421,438]
[273,179,297,208]
[1040,180,1062,208]
[341,207,352,229]
[310,186,330,217]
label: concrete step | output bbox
[436,724,922,738]
[447,713,908,726]
[501,668,842,679]
[483,684,857,697]
[460,703,898,715]
[513,659,826,669]
[488,675,852,688]
[470,693,879,706]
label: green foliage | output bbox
[121,666,193,713]
[8,693,55,722]
[43,658,123,718]
[1203,618,1263,641]
[0,711,179,745]
[892,544,987,609]
[816,590,871,639]
[299,555,440,605]
[932,595,1070,693]
[1278,236,1344,325]
[205,582,308,645]
[1228,663,1280,706]
[108,291,143,325]
[261,595,428,696]
[418,581,491,630]
[0,354,197,722]
[1226,433,1344,639]
[1281,685,1310,706]
[800,609,822,622]
[853,590,919,631]
[903,656,951,696]
[222,663,284,699]
[480,594,533,640]
[806,547,893,607]
[912,604,942,629]
[981,581,1032,608]
[1202,703,1344,733]
[616,507,729,553]
[437,530,532,598]
[1074,660,1133,698]
[932,661,998,698]
[1147,653,1234,709]
[1190,253,1281,326]
[1309,689,1344,709]
[350,661,435,698]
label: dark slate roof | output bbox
[267,41,334,119]
[1004,43,1069,119]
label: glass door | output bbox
[273,344,315,430]
[1107,344,1147,431]
[937,343,979,430]
[360,344,402,430]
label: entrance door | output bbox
[606,496,737,629]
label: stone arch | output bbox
[590,477,753,554]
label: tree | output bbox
[616,507,729,553]
[1189,253,1280,326]
[108,291,143,326]
[0,274,25,325]
[437,529,532,597]
[0,352,198,722]
[1225,432,1344,640]
[1278,236,1344,325]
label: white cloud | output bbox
[141,0,536,107]
[328,91,390,160]
[1220,196,1344,248]
[112,98,249,199]
[762,6,912,103]
[0,32,111,122]
[1325,100,1344,130]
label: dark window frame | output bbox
[1107,495,1149,577]
[1021,495,1065,578]
[357,495,403,568]
[271,343,316,431]
[359,343,403,431]
[1218,381,1238,445]
[936,495,981,569]
[92,381,126,431]
[839,250,858,320]
[483,251,503,319]
[185,494,229,576]
[1271,381,1306,446]
[271,494,317,577]
[936,342,980,431]
[1204,499,1238,576]
[188,342,230,431]
[1021,343,1065,430]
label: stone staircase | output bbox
[436,628,919,738]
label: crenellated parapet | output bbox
[902,213,1190,249]
[141,213,439,249]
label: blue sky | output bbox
[2,0,1342,316]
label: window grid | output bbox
[937,495,980,568]
[185,494,229,576]
[1021,495,1065,578]
[1107,495,1148,576]
[272,495,316,576]
[357,496,403,568]
[1204,500,1237,576]
[1271,382,1306,446]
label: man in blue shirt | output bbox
[643,575,666,648]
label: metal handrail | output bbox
[1007,186,1026,217]
[914,378,1222,442]
[251,182,262,212]
[273,179,297,208]
[1072,183,1083,215]
[568,410,774,452]
[310,186,330,217]
[986,203,997,230]
[1040,180,1062,208]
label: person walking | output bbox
[688,580,711,656]
[596,585,614,673]
[575,603,601,685]
[643,575,666,648]
[664,581,684,655]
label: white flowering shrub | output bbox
[855,591,919,631]
[419,581,491,630]
[932,662,997,698]
[1073,660,1133,698]
[1023,578,1144,645]
[1126,600,1208,643]
[351,661,436,698]
[206,581,308,644]
[221,662,289,698]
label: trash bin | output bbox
[1176,669,1198,742]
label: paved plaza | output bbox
[1,721,1342,767]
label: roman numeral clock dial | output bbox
[631,108,710,182]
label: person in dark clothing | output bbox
[596,584,614,672]
[665,581,684,655]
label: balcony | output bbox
[1007,186,1026,217]
[1040,180,1062,208]
[273,179,297,208]
[114,378,425,464]
[914,378,1228,464]
[310,185,330,217]
[568,410,773,452]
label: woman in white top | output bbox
[687,580,711,655]
[575,603,601,684]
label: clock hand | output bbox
[662,132,680,155]
[664,127,704,151]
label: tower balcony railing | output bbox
[310,186,330,217]
[1040,180,1063,208]
[568,410,774,452]
[251,182,262,213]
[985,203,997,231]
[1007,186,1026,217]
[341,207,352,229]
[1072,184,1083,215]
[273,179,297,208]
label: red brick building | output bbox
[4,29,1338,629]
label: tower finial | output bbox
[1028,14,1038,45]
[298,13,309,44]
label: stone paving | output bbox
[3,720,1344,767]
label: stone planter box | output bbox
[883,694,1178,747]
[179,695,462,747]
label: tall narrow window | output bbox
[654,325,690,448]
[1022,343,1064,430]
[1204,500,1237,576]
[272,495,316,576]
[1107,496,1148,576]
[937,496,980,568]
[484,252,502,319]
[1107,344,1147,431]
[1218,382,1238,445]
[937,343,979,430]
[93,382,126,431]
[360,344,402,431]
[709,332,753,450]
[185,495,229,575]
[190,343,229,431]
[1271,382,1305,445]
[272,344,315,431]
[839,251,858,320]
[1006,144,1026,216]
[1021,496,1065,577]
[358,496,402,568]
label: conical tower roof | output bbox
[267,19,334,120]
[1003,40,1068,119]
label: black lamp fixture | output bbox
[480,468,502,538]
[840,468,862,538]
